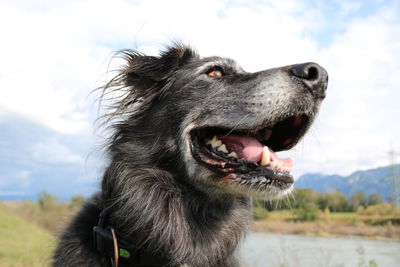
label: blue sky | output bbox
[0,0,399,200]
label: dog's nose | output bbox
[290,62,328,98]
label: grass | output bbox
[0,209,56,267]
[0,198,398,266]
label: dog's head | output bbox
[102,43,328,200]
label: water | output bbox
[239,232,400,267]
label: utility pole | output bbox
[388,146,400,206]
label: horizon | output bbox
[1,163,397,201]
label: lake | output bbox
[239,232,400,267]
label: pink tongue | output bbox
[219,135,293,168]
[219,135,263,162]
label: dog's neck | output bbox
[101,166,252,266]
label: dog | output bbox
[53,43,327,266]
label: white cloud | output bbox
[0,0,399,176]
[288,3,400,176]
[30,139,83,164]
[0,170,31,189]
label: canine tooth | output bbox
[260,146,271,166]
[228,152,238,158]
[217,144,228,153]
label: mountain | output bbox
[295,164,400,201]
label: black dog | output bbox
[53,43,327,266]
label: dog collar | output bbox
[92,210,171,267]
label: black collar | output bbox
[92,210,171,267]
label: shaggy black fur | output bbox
[53,43,327,266]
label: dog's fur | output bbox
[53,43,327,266]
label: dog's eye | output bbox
[206,66,224,78]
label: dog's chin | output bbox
[187,113,312,199]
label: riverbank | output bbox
[253,210,400,241]
[253,221,400,240]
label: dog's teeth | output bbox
[208,136,218,147]
[213,140,222,148]
[260,146,270,166]
[228,152,238,158]
[210,136,222,148]
[287,165,292,173]
[270,160,277,169]
[217,144,228,153]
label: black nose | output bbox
[290,62,328,98]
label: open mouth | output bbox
[190,114,311,187]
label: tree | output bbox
[324,190,348,212]
[367,193,383,206]
[349,191,367,211]
[294,188,321,209]
[38,191,58,211]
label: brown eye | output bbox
[207,66,224,78]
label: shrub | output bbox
[357,203,395,216]
[253,206,269,220]
[296,202,318,221]
[38,191,58,211]
[69,194,85,211]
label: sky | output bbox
[0,0,399,200]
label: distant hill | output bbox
[295,164,400,201]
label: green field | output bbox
[0,194,399,266]
[0,209,56,267]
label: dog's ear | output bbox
[98,44,197,119]
[123,44,198,94]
